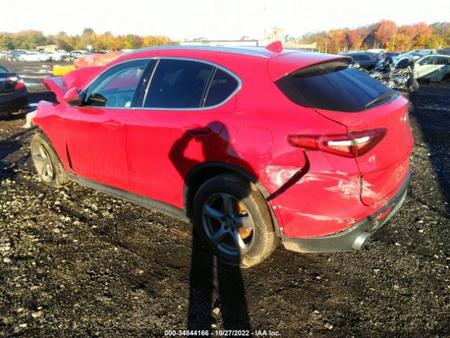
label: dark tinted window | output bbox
[204,69,239,107]
[83,60,149,108]
[276,63,394,112]
[436,56,450,65]
[145,59,213,108]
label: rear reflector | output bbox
[287,129,386,157]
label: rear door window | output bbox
[144,59,214,108]
[436,56,450,65]
[276,61,393,112]
[204,68,239,107]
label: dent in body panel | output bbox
[267,151,369,238]
[33,101,70,170]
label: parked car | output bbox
[0,65,28,115]
[393,50,433,65]
[4,50,28,61]
[341,51,381,70]
[381,52,399,59]
[18,51,49,62]
[47,50,69,62]
[414,54,450,82]
[436,48,450,56]
[31,45,413,267]
[67,50,91,61]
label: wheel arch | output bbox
[33,127,69,170]
[183,162,282,236]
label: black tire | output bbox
[31,132,68,188]
[193,174,278,268]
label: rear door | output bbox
[126,58,240,207]
[435,56,450,81]
[63,59,150,189]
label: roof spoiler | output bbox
[291,58,352,77]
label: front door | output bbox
[414,55,436,80]
[63,59,150,189]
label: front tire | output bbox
[31,133,68,187]
[193,174,278,268]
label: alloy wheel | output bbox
[201,193,255,257]
[31,143,55,183]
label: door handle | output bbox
[104,119,123,129]
[183,126,212,137]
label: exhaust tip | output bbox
[352,232,370,250]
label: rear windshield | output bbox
[276,62,394,112]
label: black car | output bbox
[0,65,28,115]
[341,52,381,71]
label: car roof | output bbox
[114,45,348,81]
[124,45,286,59]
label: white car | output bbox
[414,54,450,82]
[18,51,49,62]
[47,50,69,61]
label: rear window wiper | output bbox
[364,90,396,109]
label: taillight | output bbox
[15,79,25,90]
[287,129,386,157]
[6,76,25,90]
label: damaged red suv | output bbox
[31,44,413,268]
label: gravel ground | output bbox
[0,86,449,337]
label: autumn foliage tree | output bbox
[0,28,178,51]
[298,20,449,53]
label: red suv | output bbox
[31,44,413,268]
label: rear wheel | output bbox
[193,174,278,268]
[31,133,68,187]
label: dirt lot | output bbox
[0,84,449,337]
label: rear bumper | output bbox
[282,170,410,253]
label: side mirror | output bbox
[63,87,82,106]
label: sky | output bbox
[1,0,449,40]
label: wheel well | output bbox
[184,164,265,217]
[184,163,282,237]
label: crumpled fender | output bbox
[43,66,103,102]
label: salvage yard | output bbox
[0,79,450,337]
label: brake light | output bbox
[6,76,25,90]
[15,79,25,90]
[287,129,386,157]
